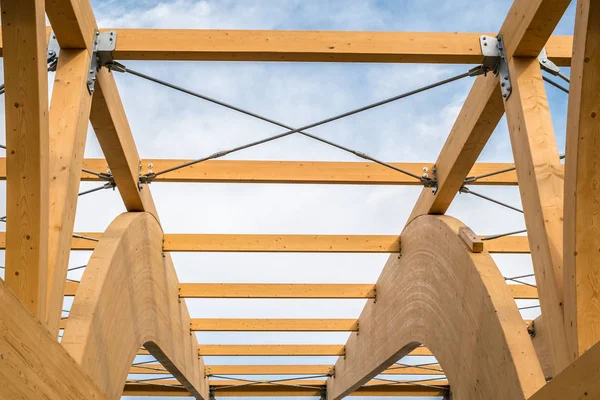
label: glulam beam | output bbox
[0,0,50,320]
[0,232,530,253]
[563,0,600,361]
[504,56,569,375]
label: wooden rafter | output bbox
[44,49,94,336]
[1,0,50,320]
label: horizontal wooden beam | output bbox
[191,318,358,332]
[98,30,571,64]
[65,282,537,299]
[128,364,444,376]
[69,159,522,185]
[123,382,447,397]
[0,233,528,253]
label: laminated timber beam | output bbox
[123,383,447,397]
[0,0,50,321]
[407,0,571,222]
[326,216,545,400]
[129,364,444,376]
[528,337,600,400]
[0,279,108,399]
[79,159,522,185]
[61,213,208,400]
[0,232,530,253]
[563,0,600,361]
[0,28,573,64]
[44,47,95,336]
[63,282,538,300]
[503,55,569,376]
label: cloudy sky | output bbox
[0,1,577,399]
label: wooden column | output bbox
[0,0,50,319]
[504,56,569,375]
[45,49,94,335]
[563,0,600,360]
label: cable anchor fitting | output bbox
[479,35,512,99]
[538,48,561,77]
[47,32,60,72]
[87,30,117,94]
[421,165,438,194]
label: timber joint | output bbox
[88,30,118,94]
[479,35,512,99]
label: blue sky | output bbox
[0,1,577,399]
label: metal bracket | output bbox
[87,30,117,94]
[538,48,561,76]
[47,32,60,71]
[209,387,216,400]
[479,35,512,99]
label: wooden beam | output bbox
[45,0,96,50]
[66,282,535,300]
[0,232,530,253]
[76,159,520,185]
[0,29,577,65]
[45,48,94,336]
[197,344,349,357]
[190,319,358,332]
[529,335,600,400]
[327,216,544,400]
[89,30,571,64]
[503,56,569,375]
[180,283,376,298]
[127,378,449,387]
[563,0,600,361]
[90,69,159,218]
[0,279,108,399]
[1,0,50,319]
[123,383,447,397]
[407,0,571,223]
[164,234,401,253]
[129,364,443,376]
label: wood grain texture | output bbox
[190,318,358,332]
[77,159,520,185]
[66,281,534,300]
[90,70,159,219]
[563,0,600,361]
[528,336,600,400]
[0,279,108,400]
[0,232,531,253]
[0,28,576,64]
[123,383,447,397]
[504,56,569,375]
[45,48,94,336]
[327,215,545,399]
[131,364,443,376]
[61,212,208,400]
[45,0,96,50]
[99,30,570,65]
[407,0,571,224]
[1,0,50,320]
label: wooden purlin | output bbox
[0,232,531,253]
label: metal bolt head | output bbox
[422,173,429,179]
[148,170,153,174]
[148,163,154,169]
[422,167,428,173]
[106,169,111,175]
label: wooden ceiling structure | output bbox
[0,0,599,399]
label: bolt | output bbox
[422,167,428,173]
[106,169,111,175]
[148,163,154,168]
[542,59,547,63]
[501,82,505,87]
[422,173,429,179]
[504,76,509,80]
[484,42,488,46]
[148,170,153,174]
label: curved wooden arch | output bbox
[328,215,545,399]
[61,212,208,400]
